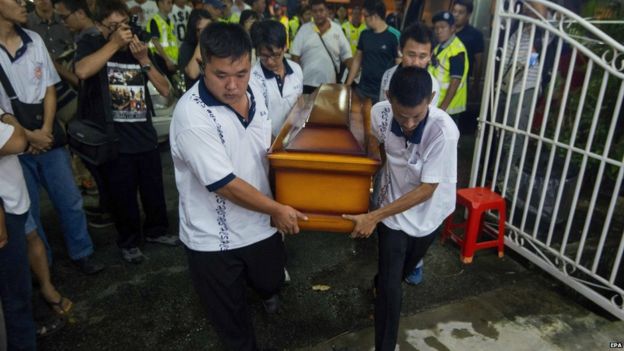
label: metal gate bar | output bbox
[470,0,624,320]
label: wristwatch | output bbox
[141,63,151,72]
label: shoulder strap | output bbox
[316,31,340,78]
[0,64,18,100]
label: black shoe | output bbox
[72,255,105,275]
[262,294,280,314]
[87,214,114,229]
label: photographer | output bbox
[73,0,178,264]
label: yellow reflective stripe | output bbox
[147,14,179,61]
[429,37,469,114]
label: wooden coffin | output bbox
[268,84,381,233]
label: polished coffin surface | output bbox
[268,84,381,233]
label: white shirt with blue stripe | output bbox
[249,59,303,137]
[170,79,275,252]
[0,26,61,115]
[372,101,459,237]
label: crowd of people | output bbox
[0,0,499,349]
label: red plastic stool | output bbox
[441,187,506,264]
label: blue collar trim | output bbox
[260,58,294,79]
[0,26,33,63]
[390,109,429,145]
[198,78,256,128]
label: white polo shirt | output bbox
[170,79,276,252]
[0,121,30,215]
[0,27,60,114]
[379,64,440,106]
[249,59,303,137]
[290,21,352,87]
[372,101,459,237]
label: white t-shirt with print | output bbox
[249,59,303,137]
[171,4,192,42]
[170,81,276,252]
[379,65,440,106]
[372,101,459,237]
[290,21,352,87]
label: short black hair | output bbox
[184,9,211,45]
[93,0,128,22]
[200,22,252,63]
[53,0,92,18]
[309,0,326,8]
[454,0,474,14]
[239,9,259,25]
[388,66,432,107]
[362,0,385,19]
[250,20,287,51]
[400,23,433,50]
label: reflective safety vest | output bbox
[146,13,179,62]
[220,13,240,23]
[341,21,366,55]
[288,16,300,47]
[428,36,469,115]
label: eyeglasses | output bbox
[104,18,130,32]
[258,49,284,62]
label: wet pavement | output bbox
[311,281,624,351]
[35,136,624,350]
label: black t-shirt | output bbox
[75,33,158,154]
[357,28,399,100]
[456,25,484,77]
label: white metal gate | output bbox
[471,0,624,320]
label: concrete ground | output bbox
[310,280,624,351]
[35,135,624,350]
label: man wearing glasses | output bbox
[249,20,303,138]
[67,0,177,264]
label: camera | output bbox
[128,15,152,42]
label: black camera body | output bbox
[129,15,152,43]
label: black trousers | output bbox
[99,148,169,248]
[186,232,286,351]
[375,222,436,351]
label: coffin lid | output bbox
[283,85,366,156]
